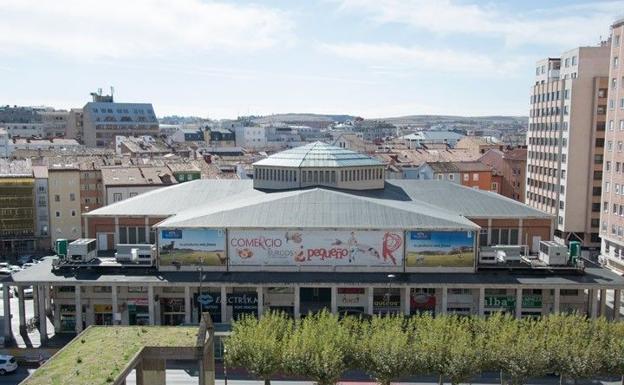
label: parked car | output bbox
[0,268,11,276]
[0,355,18,375]
[17,256,33,266]
[8,265,21,273]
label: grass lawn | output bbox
[23,326,198,385]
[406,252,474,267]
[159,250,226,266]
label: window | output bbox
[71,210,76,217]
[129,192,138,198]
[491,182,498,191]
[463,174,469,181]
[615,56,619,68]
[113,193,122,202]
[472,173,479,181]
[69,193,75,201]
[55,211,60,218]
[571,55,576,65]
[54,194,60,202]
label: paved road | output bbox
[0,295,55,348]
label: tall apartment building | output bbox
[526,44,610,249]
[600,18,624,272]
[82,92,159,148]
[48,164,82,243]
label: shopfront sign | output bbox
[159,228,226,266]
[94,304,112,313]
[228,230,404,268]
[485,295,542,309]
[410,292,436,312]
[373,293,401,313]
[405,231,475,268]
[336,288,366,307]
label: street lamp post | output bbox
[198,256,205,319]
[223,347,228,385]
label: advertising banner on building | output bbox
[159,228,226,266]
[405,231,475,268]
[228,230,404,267]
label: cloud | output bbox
[332,0,620,48]
[319,42,527,76]
[0,0,294,58]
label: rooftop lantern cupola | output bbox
[252,141,385,190]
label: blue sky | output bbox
[0,0,622,118]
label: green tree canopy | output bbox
[282,310,354,385]
[225,311,292,385]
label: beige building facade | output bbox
[48,165,82,243]
[601,18,624,272]
[526,44,610,249]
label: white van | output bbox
[0,354,18,375]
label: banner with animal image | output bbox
[405,231,475,268]
[228,230,404,267]
[159,228,226,266]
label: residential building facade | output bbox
[48,165,82,243]
[601,18,624,272]
[526,45,610,248]
[82,92,159,148]
[0,160,36,256]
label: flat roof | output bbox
[21,326,197,385]
[10,258,624,288]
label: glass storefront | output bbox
[128,299,150,325]
[373,288,401,315]
[59,304,76,332]
[161,298,185,325]
[94,304,113,325]
[410,288,436,316]
[300,287,331,316]
[336,288,367,316]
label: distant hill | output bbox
[378,115,528,124]
[251,113,358,124]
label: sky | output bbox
[0,0,622,119]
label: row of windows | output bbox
[254,167,384,184]
[529,105,568,117]
[606,140,624,152]
[603,160,624,173]
[118,226,156,245]
[53,193,76,202]
[527,166,565,179]
[527,151,566,163]
[604,181,624,197]
[607,120,624,132]
[478,228,520,246]
[528,121,568,132]
[526,193,557,209]
[92,107,154,115]
[527,177,563,192]
[530,89,568,104]
[607,98,624,110]
[527,137,566,146]
[255,168,298,182]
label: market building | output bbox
[4,142,624,345]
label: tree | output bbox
[603,321,624,385]
[488,315,550,385]
[414,314,483,385]
[225,311,292,385]
[355,315,417,385]
[282,310,354,385]
[544,314,611,385]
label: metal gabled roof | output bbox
[156,187,477,230]
[253,141,383,168]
